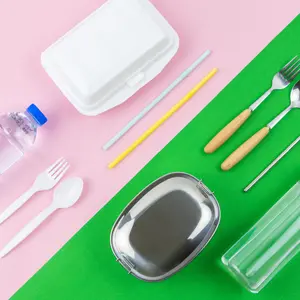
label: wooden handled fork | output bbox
[222,79,300,171]
[204,56,300,154]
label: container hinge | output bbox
[197,180,214,196]
[119,255,135,274]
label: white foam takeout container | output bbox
[41,0,179,116]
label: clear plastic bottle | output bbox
[0,104,47,174]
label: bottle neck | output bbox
[24,111,39,127]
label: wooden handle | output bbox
[204,109,252,153]
[221,127,270,171]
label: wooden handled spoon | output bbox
[204,56,300,153]
[222,80,300,171]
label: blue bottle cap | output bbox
[26,104,48,126]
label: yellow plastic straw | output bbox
[108,68,218,169]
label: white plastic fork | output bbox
[0,158,69,224]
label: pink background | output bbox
[0,1,298,299]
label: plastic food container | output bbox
[222,182,300,293]
[111,173,221,282]
[41,0,179,116]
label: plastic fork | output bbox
[0,158,69,224]
[205,56,300,153]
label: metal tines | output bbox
[279,55,300,83]
[205,55,300,155]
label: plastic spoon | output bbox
[0,177,84,258]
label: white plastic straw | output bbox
[103,49,211,150]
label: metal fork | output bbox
[0,158,69,224]
[204,56,300,153]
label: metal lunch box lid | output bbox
[110,172,221,282]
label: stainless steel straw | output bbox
[244,136,300,192]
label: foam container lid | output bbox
[41,0,180,116]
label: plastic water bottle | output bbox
[0,104,47,174]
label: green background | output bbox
[14,16,300,300]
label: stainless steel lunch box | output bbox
[110,172,221,282]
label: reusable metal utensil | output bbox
[244,136,300,192]
[0,177,83,258]
[205,56,300,153]
[222,80,300,171]
[111,173,220,282]
[0,158,69,224]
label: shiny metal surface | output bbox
[268,80,300,129]
[250,56,300,111]
[244,136,300,192]
[110,173,220,282]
